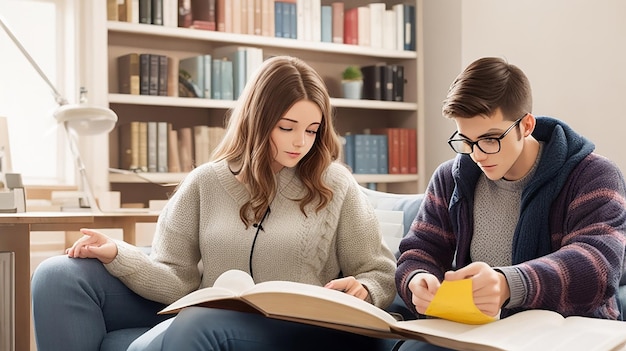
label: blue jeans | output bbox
[32,255,402,351]
[31,255,171,351]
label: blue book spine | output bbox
[211,59,222,100]
[282,2,291,38]
[343,134,355,172]
[377,135,388,174]
[289,3,297,39]
[221,60,234,100]
[275,1,283,38]
[320,5,332,43]
[403,4,416,51]
[203,54,212,99]
[354,134,368,174]
[367,135,378,174]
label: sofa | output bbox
[99,186,626,350]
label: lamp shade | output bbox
[54,104,118,136]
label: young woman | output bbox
[31,56,398,351]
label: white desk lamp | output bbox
[0,16,117,212]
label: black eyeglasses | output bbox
[447,115,526,155]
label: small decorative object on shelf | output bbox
[341,65,363,100]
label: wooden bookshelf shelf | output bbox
[107,21,417,60]
[109,93,418,111]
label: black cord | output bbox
[249,206,271,279]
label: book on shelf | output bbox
[178,0,193,27]
[381,64,394,101]
[167,56,179,97]
[191,0,217,30]
[162,0,178,27]
[139,0,152,24]
[167,126,182,173]
[151,0,164,25]
[157,54,169,96]
[119,121,141,172]
[157,122,169,172]
[220,59,234,100]
[402,3,415,51]
[193,125,210,166]
[382,9,396,51]
[118,53,140,95]
[391,64,404,102]
[211,58,222,100]
[368,3,385,49]
[356,6,370,47]
[320,5,332,43]
[179,55,205,98]
[392,3,404,51]
[361,64,383,101]
[212,46,247,99]
[216,0,226,31]
[343,7,357,45]
[147,121,158,172]
[331,1,344,43]
[107,0,119,21]
[178,127,195,172]
[159,269,626,351]
[371,128,400,175]
[261,0,274,37]
[253,0,262,36]
[148,54,160,95]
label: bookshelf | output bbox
[92,0,424,206]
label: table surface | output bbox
[0,210,160,351]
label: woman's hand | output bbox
[66,228,118,264]
[408,273,441,314]
[324,276,370,302]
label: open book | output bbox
[159,269,626,351]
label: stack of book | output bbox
[117,122,226,173]
[116,46,264,101]
[343,128,417,175]
[108,0,416,51]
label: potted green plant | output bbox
[341,65,363,99]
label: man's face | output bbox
[453,110,526,181]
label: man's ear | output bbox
[522,113,536,137]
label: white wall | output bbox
[423,0,626,184]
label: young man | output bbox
[395,57,626,350]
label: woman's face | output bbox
[269,100,322,173]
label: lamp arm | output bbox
[63,122,101,212]
[0,15,68,106]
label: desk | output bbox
[0,211,159,351]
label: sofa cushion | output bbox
[360,187,424,256]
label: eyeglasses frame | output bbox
[447,114,527,155]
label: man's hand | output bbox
[66,228,118,264]
[445,262,510,317]
[407,273,441,314]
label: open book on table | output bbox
[159,269,626,351]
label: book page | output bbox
[393,310,626,351]
[242,279,400,333]
[159,269,256,314]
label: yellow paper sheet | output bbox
[424,279,495,325]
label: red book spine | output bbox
[408,128,417,174]
[343,7,358,45]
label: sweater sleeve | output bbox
[104,165,208,304]
[331,165,397,309]
[512,154,626,319]
[395,161,459,316]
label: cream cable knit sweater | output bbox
[105,160,397,309]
